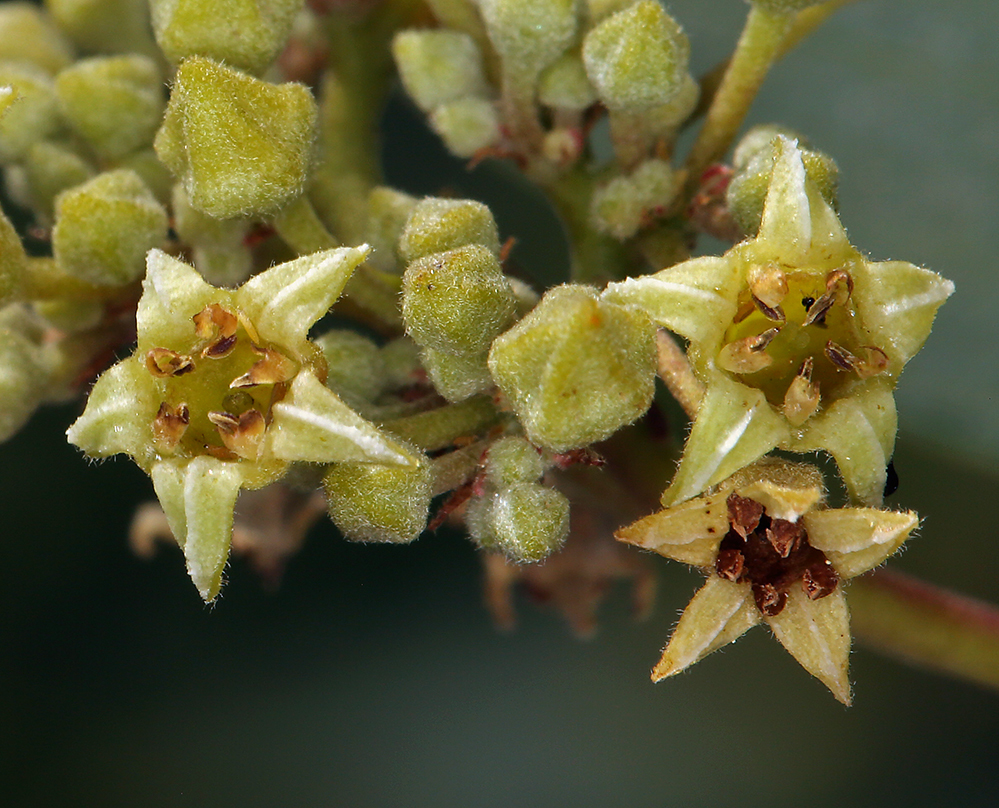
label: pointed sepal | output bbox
[804,508,918,578]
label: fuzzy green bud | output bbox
[52,169,168,286]
[471,482,569,562]
[0,310,48,441]
[0,3,73,75]
[539,51,597,111]
[429,97,500,159]
[150,0,304,75]
[484,436,546,487]
[582,0,690,111]
[590,158,678,240]
[0,204,27,303]
[727,129,839,236]
[155,57,317,218]
[366,186,417,272]
[398,197,501,264]
[20,140,95,220]
[55,55,164,160]
[421,345,494,402]
[380,336,422,390]
[314,329,386,404]
[46,0,157,57]
[488,285,657,451]
[0,65,61,162]
[115,148,173,203]
[392,30,488,113]
[403,245,517,356]
[323,456,433,544]
[34,297,104,332]
[480,0,579,87]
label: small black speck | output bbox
[802,297,815,309]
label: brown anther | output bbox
[146,348,195,377]
[715,547,745,582]
[802,561,840,600]
[152,402,190,453]
[824,340,860,372]
[727,493,764,537]
[747,263,788,322]
[766,519,805,558]
[753,583,786,617]
[193,304,238,339]
[732,297,756,324]
[856,346,889,379]
[783,357,821,426]
[230,348,296,388]
[825,268,853,305]
[717,328,779,375]
[203,334,238,359]
[208,408,266,460]
[802,292,835,326]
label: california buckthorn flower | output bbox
[605,136,954,505]
[617,458,918,703]
[67,246,421,601]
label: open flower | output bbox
[605,136,954,506]
[68,247,420,601]
[616,457,918,703]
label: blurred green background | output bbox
[3,1,998,805]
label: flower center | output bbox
[147,304,297,460]
[715,492,838,617]
[718,264,888,425]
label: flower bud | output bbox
[55,55,164,160]
[590,157,678,240]
[421,346,494,402]
[538,51,597,111]
[0,312,48,441]
[484,436,546,488]
[0,3,73,75]
[34,297,104,332]
[0,204,27,303]
[115,147,173,202]
[398,197,501,263]
[155,57,317,218]
[488,285,657,451]
[0,65,61,162]
[490,482,570,562]
[323,456,433,543]
[46,0,157,57]
[150,0,303,75]
[314,329,386,404]
[429,97,500,159]
[403,245,517,356]
[392,29,488,113]
[479,0,579,89]
[21,140,95,220]
[365,186,417,272]
[53,169,168,286]
[582,0,690,111]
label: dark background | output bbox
[3,1,998,805]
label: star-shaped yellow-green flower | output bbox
[617,458,918,704]
[605,136,954,506]
[68,246,420,601]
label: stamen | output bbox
[152,402,190,453]
[753,583,786,617]
[230,347,296,388]
[855,346,889,379]
[824,340,859,372]
[716,547,745,582]
[766,519,805,558]
[825,268,853,305]
[747,263,788,322]
[203,334,238,359]
[193,304,238,339]
[802,561,839,600]
[208,409,266,460]
[717,328,779,374]
[783,358,820,426]
[146,348,195,377]
[727,493,764,537]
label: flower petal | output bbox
[150,456,244,602]
[850,259,955,374]
[238,245,371,347]
[804,508,918,578]
[793,378,896,506]
[603,256,740,345]
[615,492,728,567]
[66,355,160,470]
[662,374,788,506]
[765,586,851,705]
[652,577,759,680]
[269,371,420,466]
[138,249,224,352]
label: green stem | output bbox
[849,570,999,692]
[682,6,794,190]
[381,395,500,452]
